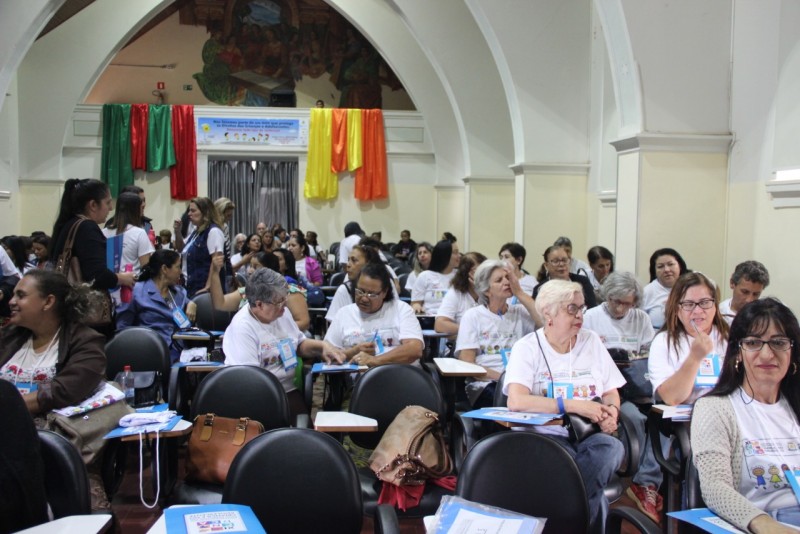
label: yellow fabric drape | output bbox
[346,108,363,172]
[355,109,388,200]
[304,108,337,200]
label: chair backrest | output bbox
[457,432,589,533]
[191,366,291,430]
[193,292,233,332]
[493,371,508,407]
[330,271,346,287]
[348,364,445,450]
[105,326,170,388]
[37,430,91,518]
[684,454,705,509]
[223,428,362,534]
[392,263,411,276]
[398,273,410,297]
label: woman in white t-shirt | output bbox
[434,252,486,336]
[223,268,345,417]
[325,245,397,322]
[504,280,625,534]
[178,197,226,299]
[405,242,432,292]
[692,298,800,532]
[411,239,459,315]
[648,272,729,406]
[641,248,687,329]
[456,259,539,407]
[102,192,153,276]
[499,242,537,302]
[325,262,423,368]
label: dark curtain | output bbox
[256,161,298,232]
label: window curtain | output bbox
[256,161,298,232]
[100,103,133,198]
[208,160,254,239]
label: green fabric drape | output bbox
[100,104,133,197]
[146,104,177,172]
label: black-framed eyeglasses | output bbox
[564,304,587,316]
[548,258,569,266]
[678,299,715,312]
[739,337,794,352]
[355,288,384,299]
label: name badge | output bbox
[171,306,192,329]
[695,353,721,387]
[500,348,510,367]
[374,336,385,355]
[785,469,800,505]
[16,382,38,395]
[547,382,574,400]
[278,338,298,371]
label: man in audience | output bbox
[391,229,417,262]
[719,260,770,324]
[255,222,267,236]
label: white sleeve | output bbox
[134,227,155,257]
[323,313,345,347]
[638,314,656,348]
[397,301,424,342]
[512,304,536,335]
[647,332,674,393]
[0,247,20,276]
[503,335,539,395]
[455,308,480,354]
[325,284,352,321]
[436,289,459,320]
[411,271,427,302]
[222,314,261,366]
[207,228,225,254]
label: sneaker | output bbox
[626,483,661,523]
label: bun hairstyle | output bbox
[22,270,97,325]
[137,249,180,282]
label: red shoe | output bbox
[626,483,661,523]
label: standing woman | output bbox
[286,233,322,286]
[50,179,135,336]
[174,197,225,299]
[101,192,154,276]
[532,245,597,309]
[648,272,729,405]
[411,239,460,315]
[434,252,486,335]
[642,248,687,329]
[213,197,236,258]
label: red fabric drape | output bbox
[130,104,149,170]
[330,108,348,172]
[169,105,197,200]
[354,109,388,200]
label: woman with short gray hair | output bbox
[455,260,539,407]
[223,268,346,417]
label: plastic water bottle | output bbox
[120,264,133,303]
[148,228,156,247]
[122,365,135,406]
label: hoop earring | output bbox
[793,362,798,376]
[735,359,741,373]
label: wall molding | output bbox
[462,175,515,185]
[509,162,590,175]
[598,190,617,208]
[610,132,733,154]
[765,179,800,208]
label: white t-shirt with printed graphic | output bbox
[648,327,728,404]
[583,304,655,353]
[411,270,455,315]
[456,305,536,405]
[731,390,800,513]
[324,299,423,366]
[436,289,478,324]
[503,328,626,437]
[223,304,306,393]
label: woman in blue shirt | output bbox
[116,249,194,362]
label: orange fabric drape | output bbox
[169,105,197,200]
[330,108,348,172]
[354,109,387,200]
[130,104,149,170]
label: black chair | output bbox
[223,428,399,534]
[330,271,346,287]
[392,263,411,277]
[348,364,452,517]
[193,292,233,332]
[38,430,91,518]
[105,326,171,399]
[171,366,297,505]
[329,242,340,269]
[398,273,410,298]
[457,431,589,533]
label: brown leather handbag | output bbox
[369,405,452,486]
[185,413,265,485]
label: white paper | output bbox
[448,508,527,534]
[184,510,247,534]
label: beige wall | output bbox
[435,187,465,248]
[466,181,514,259]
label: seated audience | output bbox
[434,252,487,335]
[304,230,324,260]
[222,268,345,417]
[719,260,770,325]
[325,262,423,368]
[286,233,323,286]
[648,272,729,405]
[338,221,365,267]
[554,236,591,276]
[230,233,260,277]
[406,241,432,290]
[30,234,50,269]
[116,249,194,363]
[582,271,661,522]
[232,233,246,255]
[411,239,460,315]
[505,280,625,534]
[391,229,417,262]
[456,260,538,407]
[157,229,174,251]
[260,229,280,253]
[2,236,34,274]
[532,245,597,308]
[326,244,393,322]
[692,298,800,531]
[642,247,688,329]
[586,245,614,302]
[499,242,538,300]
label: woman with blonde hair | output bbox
[175,197,225,298]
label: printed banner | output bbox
[196,117,308,146]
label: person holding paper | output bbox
[648,272,729,406]
[692,298,800,532]
[223,268,345,417]
[504,279,625,534]
[325,261,423,368]
[456,259,539,407]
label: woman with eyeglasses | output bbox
[325,262,423,368]
[648,272,729,406]
[505,279,625,534]
[456,260,540,407]
[642,248,688,329]
[532,245,597,308]
[691,298,800,532]
[222,268,345,416]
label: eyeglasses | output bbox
[678,299,715,312]
[739,337,794,352]
[564,304,587,316]
[267,296,288,308]
[608,298,635,309]
[548,258,569,266]
[355,288,384,299]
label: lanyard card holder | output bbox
[547,382,574,400]
[278,338,298,371]
[695,353,721,387]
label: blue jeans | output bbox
[772,505,800,526]
[621,401,663,488]
[546,432,625,534]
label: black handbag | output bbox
[113,370,161,407]
[562,398,602,444]
[608,348,653,401]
